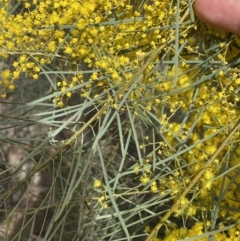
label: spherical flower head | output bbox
[93,179,102,188]
[76,18,87,30]
[140,175,150,185]
[8,84,15,90]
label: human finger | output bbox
[194,0,240,34]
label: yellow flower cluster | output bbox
[146,222,240,241]
[2,0,240,239]
[0,0,189,107]
[93,179,108,208]
[132,16,240,239]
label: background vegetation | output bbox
[1,0,240,240]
